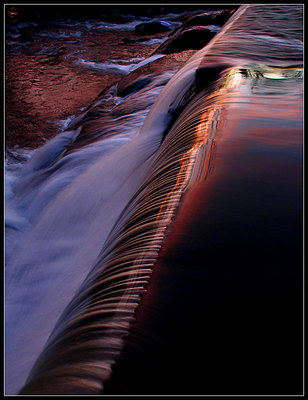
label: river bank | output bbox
[5,5,236,148]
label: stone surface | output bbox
[182,9,235,29]
[5,6,234,149]
[134,21,173,36]
[210,9,236,26]
[168,9,236,37]
[153,26,216,55]
[65,50,197,151]
[5,27,164,148]
[116,50,196,95]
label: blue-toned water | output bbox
[5,4,303,395]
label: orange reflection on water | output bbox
[155,68,244,225]
[152,65,303,254]
[156,107,217,225]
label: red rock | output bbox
[5,29,163,149]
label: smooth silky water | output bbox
[103,65,303,395]
[5,5,303,395]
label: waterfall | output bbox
[5,4,303,394]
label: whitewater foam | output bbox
[75,55,165,75]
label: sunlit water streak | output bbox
[5,4,303,395]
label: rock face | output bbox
[5,6,235,149]
[5,26,165,149]
[154,9,236,56]
[211,9,236,25]
[134,21,173,36]
[116,50,196,96]
[64,49,197,151]
[168,9,235,37]
[182,9,235,29]
[153,26,216,55]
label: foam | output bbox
[75,54,165,75]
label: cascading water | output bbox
[5,4,303,395]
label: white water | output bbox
[5,10,231,383]
[5,7,248,394]
[5,70,176,394]
[54,15,179,32]
[140,37,168,45]
[75,54,165,75]
[5,4,303,394]
[84,19,146,32]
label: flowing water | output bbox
[5,4,303,395]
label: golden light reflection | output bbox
[121,68,241,317]
[156,67,243,225]
[153,63,303,231]
[22,62,303,394]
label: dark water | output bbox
[5,4,303,395]
[104,69,303,395]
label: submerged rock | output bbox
[153,26,216,55]
[134,21,173,36]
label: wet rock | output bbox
[118,76,153,97]
[168,9,235,37]
[172,10,207,23]
[116,50,196,96]
[181,12,218,29]
[209,9,236,26]
[5,12,194,150]
[153,26,216,55]
[66,50,197,151]
[134,21,173,36]
[39,46,66,65]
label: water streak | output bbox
[75,55,165,75]
[19,66,232,395]
[5,4,303,395]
